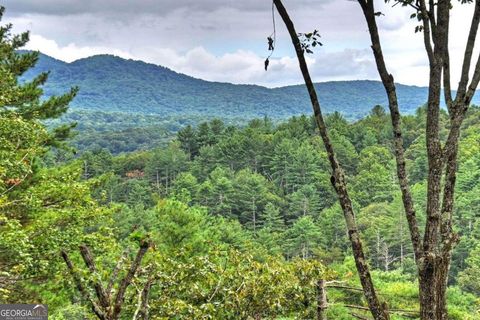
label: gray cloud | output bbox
[4,0,331,16]
[3,0,367,57]
[310,49,377,79]
[2,0,473,87]
[163,47,378,86]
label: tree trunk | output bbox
[62,240,151,320]
[273,1,389,319]
[354,0,480,318]
[316,279,327,320]
[418,256,450,320]
[272,0,480,318]
[376,230,380,269]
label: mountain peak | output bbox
[22,51,478,121]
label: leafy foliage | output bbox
[2,6,480,319]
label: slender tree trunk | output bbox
[376,230,380,269]
[316,279,327,320]
[273,1,389,319]
[252,197,257,233]
[356,0,480,317]
[155,170,160,194]
[399,211,404,268]
[165,168,169,194]
[84,160,89,179]
[383,244,389,272]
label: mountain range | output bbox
[24,53,476,123]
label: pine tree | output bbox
[290,141,320,190]
[195,167,235,217]
[177,125,199,159]
[269,138,296,193]
[233,169,274,232]
[0,6,78,146]
[145,142,188,194]
[353,146,395,206]
[287,184,322,221]
[171,172,199,204]
[209,119,225,142]
[284,216,322,259]
[197,122,213,147]
[209,167,235,217]
[459,243,480,295]
[261,202,285,232]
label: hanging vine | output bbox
[265,1,277,71]
[265,1,322,71]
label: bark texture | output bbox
[273,1,389,319]
[316,279,327,320]
[62,239,151,320]
[356,0,480,319]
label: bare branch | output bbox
[79,245,110,310]
[107,250,128,298]
[61,250,107,320]
[133,276,154,320]
[113,239,151,319]
[357,0,422,262]
[273,1,389,319]
[456,0,480,105]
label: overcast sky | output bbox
[1,0,478,87]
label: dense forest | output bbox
[27,52,464,122]
[50,107,480,319]
[2,1,480,320]
[5,98,480,318]
[31,52,476,155]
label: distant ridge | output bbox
[23,52,479,121]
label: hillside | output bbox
[24,53,475,122]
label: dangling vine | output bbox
[265,1,276,71]
[265,1,322,71]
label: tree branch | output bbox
[133,276,154,320]
[79,245,110,310]
[464,51,480,104]
[112,239,150,319]
[107,250,128,298]
[428,0,437,35]
[442,17,453,111]
[357,0,422,262]
[61,250,107,320]
[422,0,449,255]
[419,0,436,65]
[273,1,388,319]
[455,0,480,106]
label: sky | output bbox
[1,0,478,87]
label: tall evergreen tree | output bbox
[177,125,199,159]
[284,216,322,259]
[0,6,77,146]
[261,202,285,232]
[287,184,322,221]
[233,169,277,232]
[269,138,296,193]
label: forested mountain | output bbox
[4,1,480,317]
[26,52,477,121]
[29,52,480,154]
